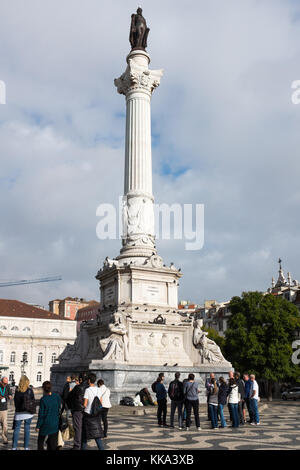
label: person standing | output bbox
[227,378,240,428]
[36,381,62,450]
[82,373,104,450]
[243,373,253,423]
[205,373,215,421]
[168,372,184,429]
[0,376,12,445]
[249,374,260,426]
[155,376,168,427]
[67,372,89,450]
[183,374,201,431]
[234,372,245,425]
[207,378,219,429]
[218,377,228,428]
[12,376,35,450]
[97,379,112,438]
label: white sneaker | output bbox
[198,427,202,431]
[186,427,189,431]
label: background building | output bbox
[75,302,100,333]
[0,299,76,387]
[49,297,97,320]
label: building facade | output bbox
[75,302,100,334]
[48,297,97,320]
[0,299,76,387]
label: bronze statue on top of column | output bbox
[129,8,150,51]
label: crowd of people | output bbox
[0,369,260,450]
[0,372,111,450]
[151,371,260,430]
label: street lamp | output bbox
[20,357,28,375]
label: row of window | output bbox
[7,371,43,383]
[0,351,57,364]
[0,325,60,333]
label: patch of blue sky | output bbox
[160,161,189,179]
[0,173,20,190]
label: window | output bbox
[37,372,42,382]
[11,326,19,331]
[9,371,14,382]
[10,351,16,364]
[37,352,43,364]
[51,353,57,364]
[0,350,3,363]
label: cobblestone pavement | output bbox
[0,401,299,451]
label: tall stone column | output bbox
[114,50,163,265]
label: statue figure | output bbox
[129,8,150,50]
[193,319,228,364]
[100,312,129,362]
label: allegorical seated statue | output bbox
[193,319,228,364]
[100,312,129,362]
[129,7,150,50]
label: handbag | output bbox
[57,430,64,448]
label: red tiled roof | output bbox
[0,299,73,320]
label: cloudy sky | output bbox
[1,0,300,309]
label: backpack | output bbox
[90,395,102,417]
[23,389,36,415]
[151,381,158,393]
[169,381,179,400]
[120,396,134,406]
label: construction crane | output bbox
[0,276,62,287]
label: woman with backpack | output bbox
[82,373,104,450]
[12,375,36,450]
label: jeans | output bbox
[100,408,109,437]
[218,404,227,428]
[157,398,167,425]
[245,398,254,422]
[81,437,104,450]
[208,404,218,428]
[72,411,83,449]
[185,399,200,428]
[228,403,239,427]
[12,417,32,449]
[250,398,260,424]
[170,400,183,427]
[37,432,58,450]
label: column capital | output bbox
[114,56,163,96]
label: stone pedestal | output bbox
[51,362,233,405]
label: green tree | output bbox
[224,291,300,400]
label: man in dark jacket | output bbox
[67,372,89,450]
[234,371,245,425]
[168,372,184,429]
[156,376,168,427]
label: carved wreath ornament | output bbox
[115,59,163,96]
